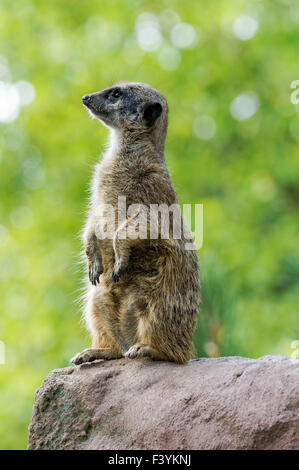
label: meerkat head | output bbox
[82,82,168,150]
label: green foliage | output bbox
[0,0,298,449]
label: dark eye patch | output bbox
[108,88,122,101]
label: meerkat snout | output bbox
[82,95,91,105]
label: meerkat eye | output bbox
[109,88,122,101]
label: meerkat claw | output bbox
[89,264,102,286]
[91,274,99,286]
[112,270,119,283]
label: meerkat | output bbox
[71,82,200,365]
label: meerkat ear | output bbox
[143,102,162,127]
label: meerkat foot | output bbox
[125,343,164,360]
[88,259,103,286]
[70,348,122,365]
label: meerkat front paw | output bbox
[88,259,103,286]
[112,258,127,283]
[112,270,120,283]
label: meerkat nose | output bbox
[82,95,91,104]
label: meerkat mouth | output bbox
[84,104,105,120]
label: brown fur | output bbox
[71,82,200,365]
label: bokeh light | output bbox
[230,92,259,121]
[0,69,35,123]
[15,81,35,106]
[193,115,217,140]
[135,13,162,52]
[170,22,197,49]
[233,15,259,41]
[0,82,20,123]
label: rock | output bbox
[27,355,299,450]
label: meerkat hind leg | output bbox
[70,348,122,365]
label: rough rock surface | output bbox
[28,355,299,450]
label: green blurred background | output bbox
[0,0,298,449]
